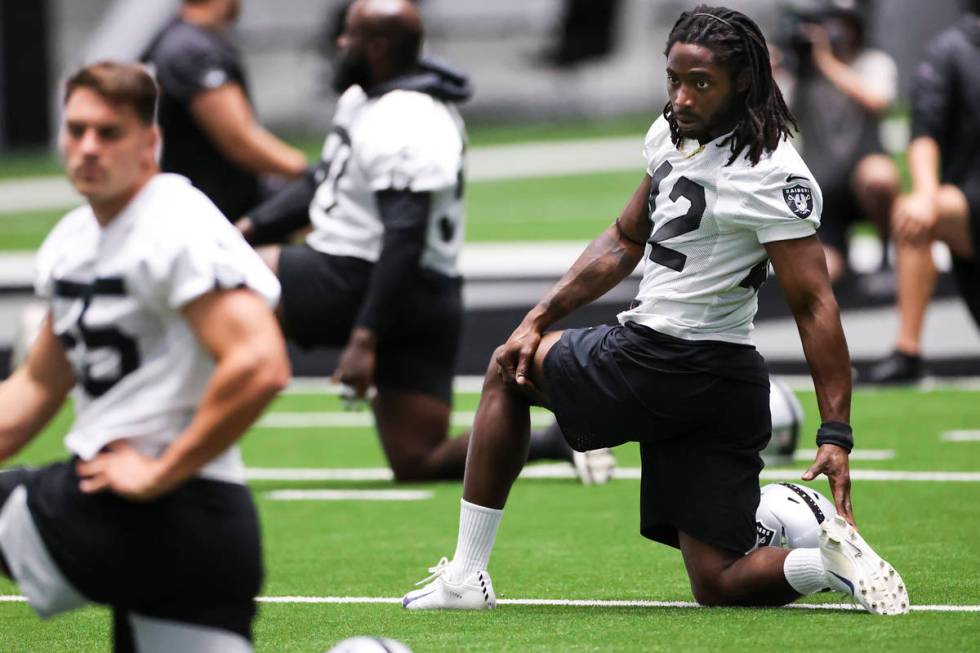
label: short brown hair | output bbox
[64,61,158,125]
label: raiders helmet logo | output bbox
[782,183,814,219]
[756,521,777,546]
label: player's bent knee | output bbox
[856,155,899,194]
[388,455,437,483]
[934,186,973,255]
[482,347,509,387]
[689,577,730,607]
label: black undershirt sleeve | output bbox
[355,190,432,335]
[245,163,324,243]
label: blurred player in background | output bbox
[866,4,980,383]
[144,0,307,221]
[0,62,288,652]
[236,0,610,483]
[403,5,908,616]
[785,1,900,283]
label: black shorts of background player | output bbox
[144,0,307,221]
[235,0,598,483]
[0,62,289,651]
[866,8,980,384]
[403,6,907,616]
[788,7,900,283]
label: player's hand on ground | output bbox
[495,323,542,392]
[801,443,855,527]
[235,216,256,242]
[334,327,376,398]
[893,192,937,246]
[76,441,171,502]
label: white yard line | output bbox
[249,468,394,481]
[942,431,980,442]
[1,594,975,612]
[264,489,432,501]
[245,465,980,483]
[283,375,488,396]
[283,375,980,396]
[256,411,553,429]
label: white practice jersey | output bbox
[306,85,466,277]
[35,174,280,483]
[618,117,822,344]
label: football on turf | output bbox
[755,482,836,549]
[326,637,413,653]
[763,377,804,466]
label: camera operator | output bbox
[788,3,900,283]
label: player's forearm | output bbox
[219,125,307,178]
[153,342,290,488]
[0,369,66,460]
[526,223,643,331]
[246,166,318,240]
[906,137,942,196]
[794,290,852,424]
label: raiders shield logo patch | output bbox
[782,183,814,219]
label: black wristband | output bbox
[816,421,853,453]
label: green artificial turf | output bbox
[0,169,639,252]
[1,386,978,651]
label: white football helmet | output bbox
[326,637,413,653]
[764,377,804,467]
[755,482,836,549]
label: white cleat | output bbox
[819,515,910,615]
[572,448,616,485]
[402,557,496,610]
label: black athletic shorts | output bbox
[542,322,771,555]
[951,186,980,328]
[0,461,262,647]
[278,244,463,402]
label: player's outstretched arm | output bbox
[766,235,855,524]
[496,174,652,388]
[237,163,322,243]
[0,315,74,461]
[78,289,290,500]
[526,174,651,331]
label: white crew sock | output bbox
[783,548,829,595]
[450,499,503,579]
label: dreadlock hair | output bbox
[663,5,797,166]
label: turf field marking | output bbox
[245,466,980,482]
[1,594,976,612]
[248,468,395,481]
[264,489,433,501]
[942,431,980,442]
[284,375,980,396]
[256,411,553,429]
[239,597,980,613]
[285,376,487,396]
